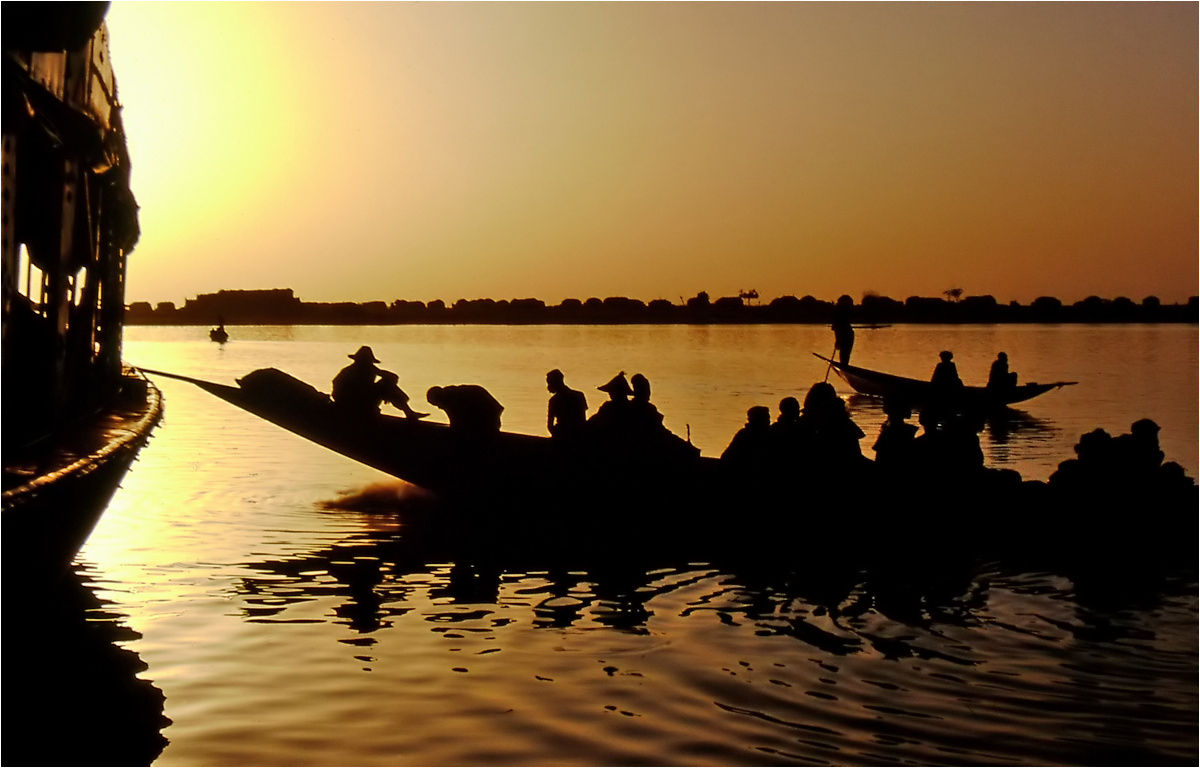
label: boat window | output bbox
[72,268,88,306]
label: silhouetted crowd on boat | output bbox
[322,345,1195,510]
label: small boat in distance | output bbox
[814,353,1075,409]
[210,325,229,343]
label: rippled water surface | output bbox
[70,324,1197,765]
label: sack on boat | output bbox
[238,368,330,406]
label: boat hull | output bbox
[814,354,1074,410]
[3,370,164,577]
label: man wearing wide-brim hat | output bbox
[332,345,428,420]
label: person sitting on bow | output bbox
[332,345,428,420]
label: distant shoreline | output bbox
[127,289,1198,327]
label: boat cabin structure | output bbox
[3,3,162,574]
[2,2,141,451]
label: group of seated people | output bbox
[328,346,1192,498]
[329,347,696,458]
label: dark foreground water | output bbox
[32,324,1200,765]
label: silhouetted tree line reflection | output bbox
[128,288,1199,326]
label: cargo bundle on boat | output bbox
[3,3,162,575]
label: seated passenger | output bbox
[721,406,773,466]
[546,369,588,439]
[332,346,427,419]
[931,350,963,391]
[587,371,634,435]
[799,382,865,463]
[426,384,504,434]
[769,396,809,460]
[628,373,699,459]
[987,352,1018,390]
[872,398,918,468]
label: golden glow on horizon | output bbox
[106,3,1197,306]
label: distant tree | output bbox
[427,299,446,311]
[583,297,603,310]
[686,291,711,310]
[944,287,964,302]
[558,298,582,310]
[713,296,744,311]
[1141,296,1161,310]
[648,298,674,311]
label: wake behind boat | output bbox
[813,353,1075,410]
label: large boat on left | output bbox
[3,3,163,576]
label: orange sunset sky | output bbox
[105,2,1197,307]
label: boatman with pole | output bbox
[831,295,855,366]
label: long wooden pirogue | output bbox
[813,353,1075,409]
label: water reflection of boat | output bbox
[815,353,1075,409]
[1,563,171,765]
[3,5,162,574]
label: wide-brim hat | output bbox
[349,345,380,363]
[597,371,633,397]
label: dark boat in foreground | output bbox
[814,353,1076,409]
[209,326,229,343]
[3,6,161,576]
[139,366,1194,558]
[139,367,716,509]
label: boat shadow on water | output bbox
[1,564,171,767]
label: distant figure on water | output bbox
[210,316,229,343]
[332,345,427,419]
[546,369,587,439]
[831,295,855,365]
[426,385,504,435]
[987,352,1018,391]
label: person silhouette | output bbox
[831,295,855,365]
[872,397,918,469]
[587,371,634,435]
[987,352,1017,390]
[721,405,773,465]
[426,384,504,434]
[332,345,427,419]
[546,369,588,438]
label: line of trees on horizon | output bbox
[126,288,1199,327]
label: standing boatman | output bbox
[831,295,855,365]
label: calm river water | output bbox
[68,324,1198,765]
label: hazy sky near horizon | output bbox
[106,2,1197,306]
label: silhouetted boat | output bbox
[139,368,716,508]
[3,6,162,575]
[210,326,229,343]
[813,354,1075,410]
